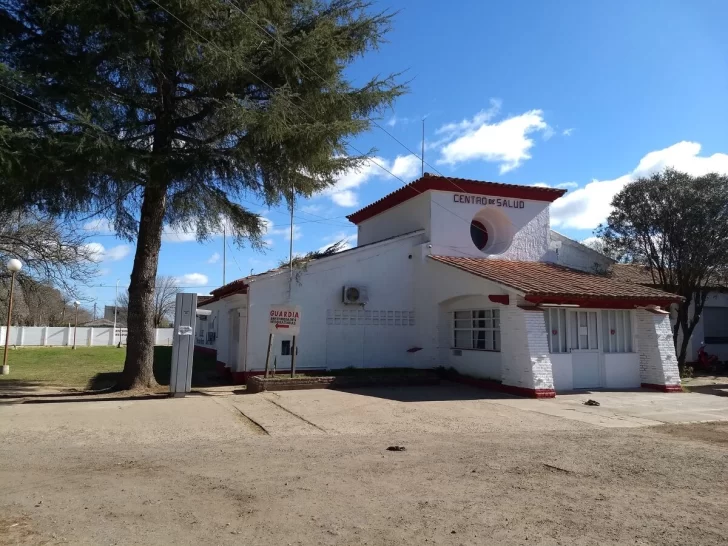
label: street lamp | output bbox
[72,301,80,350]
[2,259,22,375]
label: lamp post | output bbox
[2,259,23,375]
[72,301,80,350]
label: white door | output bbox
[569,311,601,389]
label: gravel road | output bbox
[1,389,726,545]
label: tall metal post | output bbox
[2,271,17,371]
[264,333,273,378]
[290,335,297,378]
[222,224,226,286]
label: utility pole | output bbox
[421,118,425,177]
[289,186,294,283]
[93,302,97,321]
[222,223,226,285]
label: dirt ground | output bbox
[1,386,727,545]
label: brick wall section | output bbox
[501,300,555,396]
[635,310,681,391]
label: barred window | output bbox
[452,309,501,351]
[602,310,633,353]
[543,308,568,353]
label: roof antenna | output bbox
[421,117,425,177]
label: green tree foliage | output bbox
[597,169,728,367]
[0,0,404,389]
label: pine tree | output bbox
[0,0,404,389]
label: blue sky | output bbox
[81,0,728,308]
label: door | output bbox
[569,311,601,389]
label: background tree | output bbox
[0,210,96,325]
[117,276,179,328]
[0,0,404,389]
[597,168,728,368]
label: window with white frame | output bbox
[452,309,501,351]
[543,308,568,353]
[601,310,633,353]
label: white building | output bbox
[198,174,683,396]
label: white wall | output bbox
[230,231,427,373]
[438,294,503,380]
[0,326,172,347]
[357,193,431,246]
[550,231,614,273]
[604,353,640,389]
[429,191,551,261]
[550,353,573,391]
[687,291,728,361]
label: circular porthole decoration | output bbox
[469,207,516,255]
[470,220,489,251]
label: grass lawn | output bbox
[0,346,222,391]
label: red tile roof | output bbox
[346,173,567,225]
[430,256,682,306]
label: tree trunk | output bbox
[117,186,166,390]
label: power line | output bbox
[225,0,465,188]
[150,1,495,240]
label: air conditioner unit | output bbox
[342,285,368,305]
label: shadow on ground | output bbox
[87,346,225,390]
[333,382,518,403]
[684,383,728,397]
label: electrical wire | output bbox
[149,0,493,240]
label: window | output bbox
[281,340,291,356]
[544,308,567,353]
[601,310,633,353]
[452,309,501,351]
[470,220,489,251]
[703,307,728,344]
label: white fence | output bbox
[0,327,174,347]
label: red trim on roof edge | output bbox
[488,295,510,305]
[524,295,676,309]
[346,174,567,225]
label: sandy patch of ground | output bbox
[1,387,727,545]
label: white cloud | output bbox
[207,252,220,264]
[175,273,209,287]
[390,154,421,179]
[261,217,302,240]
[551,141,728,230]
[162,226,198,243]
[531,181,578,189]
[386,115,399,127]
[562,128,574,137]
[83,242,130,262]
[542,125,555,141]
[436,99,502,136]
[83,218,115,233]
[331,189,359,207]
[105,245,131,261]
[323,154,420,207]
[436,106,548,173]
[319,231,358,252]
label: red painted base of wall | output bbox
[449,374,556,398]
[231,369,329,385]
[641,383,683,393]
